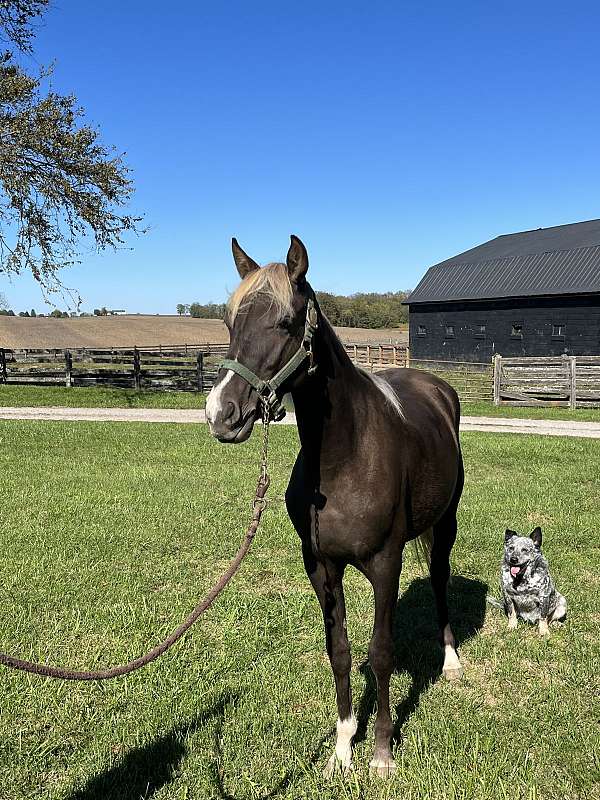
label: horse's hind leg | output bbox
[430,469,464,681]
[302,543,355,776]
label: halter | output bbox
[219,296,319,422]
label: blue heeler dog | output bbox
[502,527,567,636]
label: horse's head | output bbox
[206,235,316,443]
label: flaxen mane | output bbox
[227,263,293,323]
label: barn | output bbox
[405,219,600,363]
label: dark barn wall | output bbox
[408,295,600,362]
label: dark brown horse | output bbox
[206,235,464,777]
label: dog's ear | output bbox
[530,527,542,548]
[504,529,517,542]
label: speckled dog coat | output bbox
[502,527,567,624]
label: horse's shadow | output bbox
[64,692,238,800]
[354,575,487,746]
[65,688,331,800]
[66,577,486,799]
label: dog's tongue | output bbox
[510,566,521,578]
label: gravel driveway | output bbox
[0,406,599,438]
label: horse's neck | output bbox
[291,318,367,463]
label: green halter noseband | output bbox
[219,297,319,422]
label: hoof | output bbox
[323,752,352,778]
[443,665,464,681]
[369,757,397,778]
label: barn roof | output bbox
[406,218,600,304]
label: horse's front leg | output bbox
[302,542,355,776]
[364,552,401,778]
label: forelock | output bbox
[227,263,293,323]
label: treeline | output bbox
[177,291,410,328]
[176,302,226,319]
[0,307,121,317]
[315,291,409,328]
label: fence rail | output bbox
[7,346,599,407]
[0,345,228,393]
[493,354,600,408]
[0,343,497,403]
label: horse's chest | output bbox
[309,476,395,560]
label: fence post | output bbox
[493,354,502,405]
[65,349,72,388]
[133,347,141,390]
[196,352,204,393]
[569,356,577,410]
[405,347,410,368]
[0,349,6,383]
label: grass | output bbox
[0,384,206,409]
[0,421,598,799]
[461,400,600,422]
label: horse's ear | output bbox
[232,238,260,279]
[505,529,517,542]
[530,527,542,548]
[286,235,309,284]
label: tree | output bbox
[0,1,143,302]
[176,303,186,316]
[30,307,35,316]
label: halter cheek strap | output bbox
[219,297,318,421]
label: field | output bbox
[0,421,598,800]
[0,314,407,349]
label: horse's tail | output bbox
[412,528,433,571]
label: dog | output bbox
[501,527,567,636]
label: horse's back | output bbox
[377,367,460,436]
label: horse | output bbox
[205,235,464,777]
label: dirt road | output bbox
[0,406,599,438]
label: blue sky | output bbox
[4,1,600,313]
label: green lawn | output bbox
[461,401,600,422]
[0,422,598,799]
[0,383,206,408]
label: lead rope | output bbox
[0,408,272,681]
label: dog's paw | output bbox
[507,618,518,630]
[538,619,550,637]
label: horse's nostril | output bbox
[222,402,236,423]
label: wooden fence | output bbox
[408,358,492,402]
[0,343,497,402]
[0,345,228,392]
[343,343,407,370]
[493,354,600,408]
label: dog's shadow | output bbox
[354,575,487,746]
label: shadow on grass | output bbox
[354,575,487,747]
[66,692,239,800]
[66,688,331,800]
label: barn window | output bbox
[444,324,455,338]
[552,323,566,338]
[474,322,486,339]
[511,323,523,339]
[417,324,427,336]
